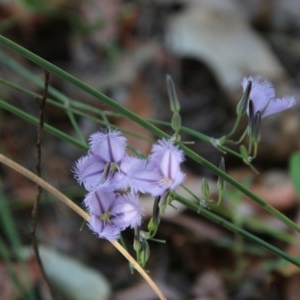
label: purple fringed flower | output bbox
[73,129,127,191]
[85,185,143,241]
[148,139,185,194]
[242,76,296,118]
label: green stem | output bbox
[176,194,300,267]
[180,143,300,235]
[224,113,242,138]
[0,77,111,130]
[0,34,168,140]
[0,98,87,150]
[0,49,85,144]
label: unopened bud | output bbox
[240,145,249,160]
[138,237,150,267]
[217,157,226,205]
[201,178,210,201]
[237,80,252,115]
[252,111,261,143]
[171,112,182,134]
[247,99,254,128]
[166,74,180,113]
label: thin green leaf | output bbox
[289,152,300,199]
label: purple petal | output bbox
[89,129,127,163]
[73,154,106,191]
[263,96,296,118]
[112,194,143,229]
[89,214,121,241]
[114,156,164,195]
[160,148,180,179]
[149,139,184,169]
[169,170,186,191]
[83,184,116,213]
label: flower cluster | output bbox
[74,129,185,240]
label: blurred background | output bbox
[0,0,300,299]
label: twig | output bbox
[0,153,166,300]
[30,71,54,298]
